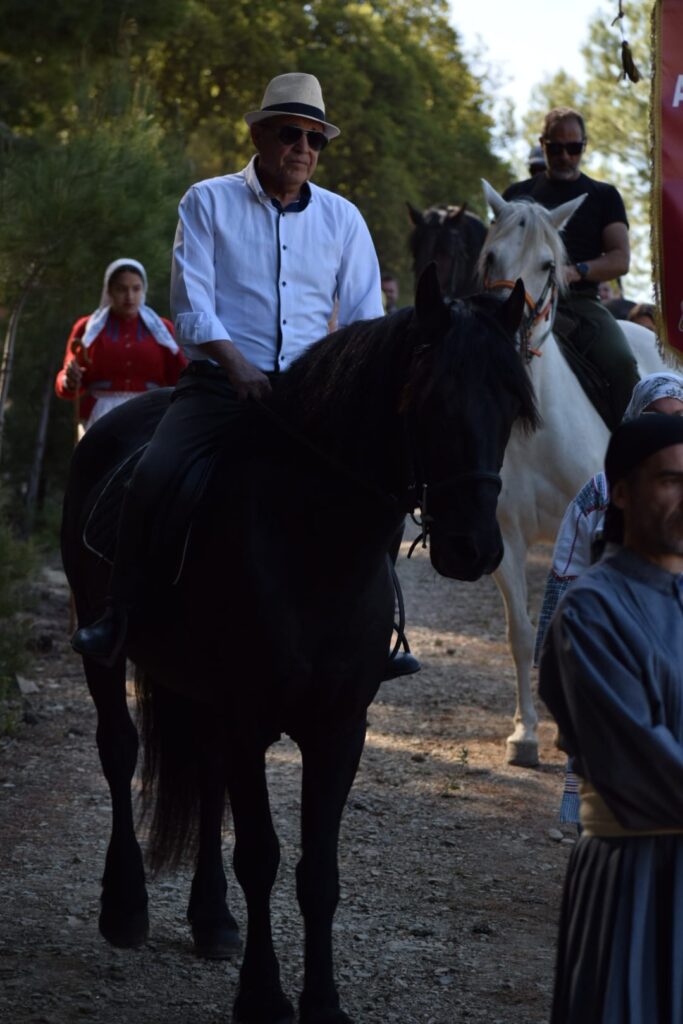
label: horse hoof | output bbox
[299,994,354,1024]
[99,906,149,948]
[506,737,539,768]
[232,985,294,1024]
[192,920,241,959]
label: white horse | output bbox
[480,180,672,767]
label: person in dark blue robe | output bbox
[539,413,683,1024]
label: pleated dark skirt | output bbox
[551,834,683,1023]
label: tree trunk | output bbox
[23,356,56,537]
[0,269,41,462]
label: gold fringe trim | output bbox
[649,0,682,363]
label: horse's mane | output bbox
[273,308,415,434]
[438,296,539,435]
[271,299,538,442]
[408,204,485,261]
[478,198,569,290]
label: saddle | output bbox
[553,307,619,431]
[81,404,216,587]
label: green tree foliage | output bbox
[523,2,650,191]
[520,0,652,287]
[0,0,186,133]
[131,0,507,274]
[0,112,186,515]
[0,0,506,534]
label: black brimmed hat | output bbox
[605,413,683,487]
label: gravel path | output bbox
[0,530,572,1024]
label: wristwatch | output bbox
[575,262,590,279]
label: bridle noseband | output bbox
[406,470,502,557]
[484,261,557,361]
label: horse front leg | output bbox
[493,536,539,767]
[187,733,241,959]
[296,719,366,1024]
[227,747,294,1024]
[83,655,149,947]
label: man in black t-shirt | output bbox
[504,107,638,426]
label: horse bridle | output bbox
[400,407,502,555]
[484,261,558,361]
[406,470,502,556]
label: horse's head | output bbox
[408,201,486,301]
[405,264,538,581]
[478,179,586,354]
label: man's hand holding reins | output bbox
[201,340,273,401]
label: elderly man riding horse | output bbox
[504,106,639,429]
[72,72,418,679]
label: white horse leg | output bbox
[493,537,539,767]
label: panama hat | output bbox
[244,73,340,140]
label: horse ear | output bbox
[407,201,424,226]
[497,278,526,336]
[481,179,507,219]
[449,203,467,227]
[414,262,450,332]
[547,193,587,233]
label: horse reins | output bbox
[252,397,405,512]
[252,395,501,553]
[398,402,502,556]
[406,470,502,557]
[484,261,557,361]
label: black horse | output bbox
[408,201,487,300]
[61,268,537,1024]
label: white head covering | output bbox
[622,371,683,421]
[81,258,179,353]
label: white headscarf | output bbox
[81,258,179,353]
[622,371,683,421]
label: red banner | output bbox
[652,0,683,357]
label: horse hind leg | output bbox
[136,675,240,959]
[493,543,540,767]
[84,656,149,947]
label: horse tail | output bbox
[135,669,229,874]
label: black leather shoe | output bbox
[71,604,127,667]
[383,650,421,681]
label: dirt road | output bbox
[0,530,571,1024]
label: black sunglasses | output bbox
[270,124,328,152]
[543,140,586,156]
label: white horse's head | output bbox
[478,180,586,352]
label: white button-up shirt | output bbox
[171,157,384,372]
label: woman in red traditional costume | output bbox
[55,258,186,432]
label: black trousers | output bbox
[110,363,250,606]
[559,293,639,425]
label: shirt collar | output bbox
[608,545,683,596]
[243,155,312,212]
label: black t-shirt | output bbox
[502,172,628,296]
